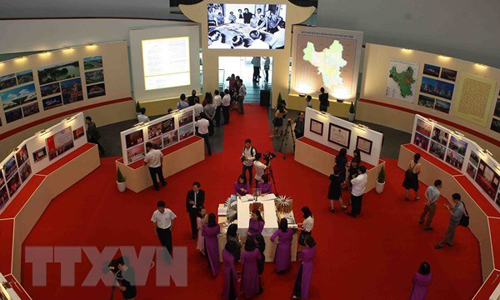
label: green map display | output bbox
[389,66,415,98]
[303,41,347,92]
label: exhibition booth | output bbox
[0,0,499,298]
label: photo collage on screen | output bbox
[475,159,500,204]
[0,69,39,124]
[466,150,480,179]
[418,63,457,114]
[491,91,500,134]
[1,154,21,205]
[125,129,145,164]
[38,61,83,110]
[178,110,194,142]
[46,127,75,161]
[84,56,106,99]
[429,125,450,160]
[445,134,468,171]
[413,118,432,151]
[207,4,286,49]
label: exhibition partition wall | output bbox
[359,43,500,158]
[179,0,315,107]
[129,24,201,103]
[119,107,196,165]
[290,26,363,103]
[0,112,87,214]
[411,114,500,210]
[304,107,383,167]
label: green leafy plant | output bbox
[135,102,142,113]
[377,166,385,183]
[117,168,126,183]
[349,102,355,114]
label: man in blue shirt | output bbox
[435,193,465,249]
[177,94,189,110]
[419,179,442,230]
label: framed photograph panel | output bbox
[309,119,324,136]
[328,123,351,148]
[356,136,373,155]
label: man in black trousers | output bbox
[186,182,205,239]
[151,201,177,257]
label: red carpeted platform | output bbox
[0,175,45,219]
[0,219,14,273]
[20,105,482,300]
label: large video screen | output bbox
[207,4,286,49]
[142,37,191,90]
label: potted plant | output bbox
[117,168,126,192]
[348,102,356,121]
[376,166,385,194]
[135,102,142,116]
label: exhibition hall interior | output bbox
[1,0,500,299]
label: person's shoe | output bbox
[435,243,444,249]
[445,242,453,247]
[341,206,347,210]
[418,220,424,224]
[154,187,160,191]
[405,197,409,201]
[161,182,167,187]
[347,213,356,218]
[330,209,335,213]
[415,197,420,201]
[424,227,433,231]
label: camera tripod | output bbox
[267,165,280,196]
[279,120,296,159]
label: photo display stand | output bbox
[410,114,500,208]
[304,107,383,166]
[0,112,87,214]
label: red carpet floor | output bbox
[22,105,482,300]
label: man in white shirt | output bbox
[348,166,368,217]
[193,98,204,118]
[177,94,189,110]
[144,142,166,191]
[195,113,212,156]
[420,180,442,230]
[237,79,247,115]
[137,107,150,123]
[222,89,231,125]
[241,139,257,186]
[151,200,176,256]
[253,153,268,187]
[213,90,222,127]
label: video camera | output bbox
[263,151,276,165]
[108,257,124,275]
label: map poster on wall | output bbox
[386,59,419,103]
[328,123,351,148]
[453,73,497,127]
[291,26,363,100]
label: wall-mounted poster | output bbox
[42,95,63,110]
[162,118,175,134]
[83,56,103,70]
[441,68,457,82]
[0,172,4,187]
[127,144,145,163]
[87,83,106,99]
[0,73,17,91]
[61,78,83,104]
[125,130,144,149]
[32,147,47,163]
[5,108,23,124]
[38,61,81,85]
[309,119,324,136]
[449,136,468,156]
[16,145,29,166]
[491,119,500,134]
[3,156,17,180]
[150,136,163,149]
[416,119,432,137]
[7,173,21,197]
[328,123,351,148]
[466,163,477,179]
[417,95,435,109]
[207,4,287,49]
[179,124,194,141]
[413,133,429,150]
[496,192,500,208]
[40,82,61,97]
[163,130,179,148]
[85,69,104,84]
[19,161,32,183]
[429,141,446,160]
[469,151,480,168]
[22,102,40,118]
[16,69,34,84]
[356,136,372,155]
[431,126,449,146]
[1,83,37,110]
[0,186,9,209]
[423,64,440,78]
[420,77,454,100]
[46,127,75,161]
[148,122,163,139]
[434,99,451,114]
[494,99,500,118]
[445,150,464,170]
[475,160,500,200]
[73,126,85,140]
[386,59,419,103]
[179,111,194,127]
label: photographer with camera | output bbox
[292,111,305,139]
[253,152,269,188]
[109,257,137,300]
[241,139,257,186]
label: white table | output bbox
[236,194,279,237]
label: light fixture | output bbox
[355,123,368,131]
[15,56,27,61]
[63,47,74,52]
[476,63,487,69]
[298,93,306,98]
[38,129,51,137]
[453,131,464,138]
[402,48,413,53]
[65,116,77,123]
[39,51,51,56]
[481,148,493,157]
[87,43,98,49]
[134,122,145,127]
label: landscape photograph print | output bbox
[38,61,81,85]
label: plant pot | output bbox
[117,181,126,192]
[348,113,355,122]
[375,181,385,194]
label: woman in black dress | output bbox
[403,153,422,201]
[346,149,362,205]
[328,165,345,212]
[335,148,348,184]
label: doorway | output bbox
[218,56,272,103]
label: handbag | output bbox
[460,202,470,227]
[405,163,416,181]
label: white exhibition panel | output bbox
[0,112,87,214]
[236,197,278,237]
[410,114,500,210]
[291,26,363,102]
[119,106,196,165]
[129,24,201,102]
[304,107,383,167]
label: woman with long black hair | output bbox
[297,207,314,251]
[270,218,294,273]
[202,213,220,277]
[248,209,265,236]
[221,241,239,300]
